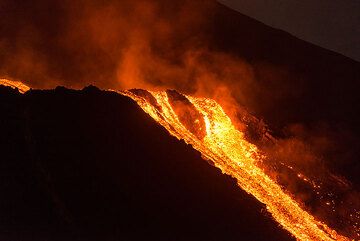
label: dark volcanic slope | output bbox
[0,86,293,241]
[211,2,360,128]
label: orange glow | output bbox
[122,89,353,241]
[0,79,30,93]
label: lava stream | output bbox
[0,79,30,93]
[122,89,352,241]
[0,79,353,240]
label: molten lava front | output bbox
[122,89,352,241]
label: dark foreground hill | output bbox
[0,86,294,241]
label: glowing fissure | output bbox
[122,89,351,241]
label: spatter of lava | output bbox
[122,89,354,241]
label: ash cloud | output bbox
[0,0,262,128]
[1,0,215,89]
[0,0,259,109]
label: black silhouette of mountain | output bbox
[0,86,294,241]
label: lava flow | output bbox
[0,79,354,240]
[0,79,30,93]
[122,89,352,241]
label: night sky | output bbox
[219,0,360,61]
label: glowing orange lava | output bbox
[0,79,353,240]
[122,89,352,241]
[0,79,30,93]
